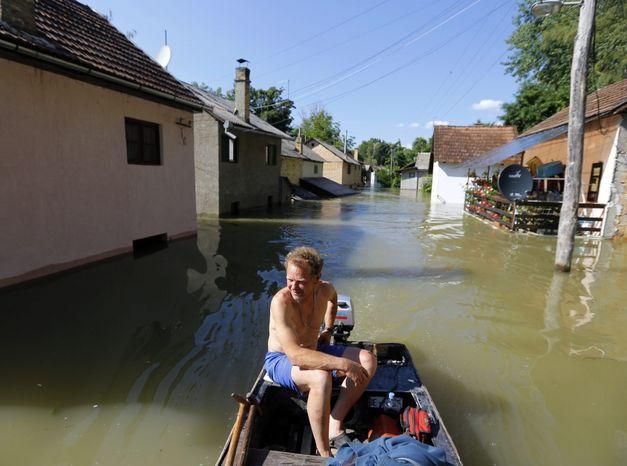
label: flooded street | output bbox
[1,190,625,466]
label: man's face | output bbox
[286,262,318,303]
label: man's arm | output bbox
[318,287,337,345]
[271,294,367,385]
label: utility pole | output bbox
[555,0,596,272]
[343,130,348,154]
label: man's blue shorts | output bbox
[264,344,347,395]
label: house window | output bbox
[347,164,352,175]
[221,135,239,163]
[265,144,278,165]
[125,118,161,165]
[314,164,319,174]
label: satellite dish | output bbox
[498,164,533,201]
[155,44,171,69]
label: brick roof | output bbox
[433,125,517,164]
[0,0,201,109]
[522,79,627,136]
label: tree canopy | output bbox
[250,87,294,133]
[296,106,354,150]
[501,0,626,132]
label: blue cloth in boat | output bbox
[263,344,347,395]
[326,434,452,466]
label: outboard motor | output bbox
[333,294,355,343]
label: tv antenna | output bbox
[155,30,172,69]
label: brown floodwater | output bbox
[0,190,625,466]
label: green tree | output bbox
[250,87,294,133]
[297,106,347,149]
[501,0,626,132]
[411,137,432,153]
[357,138,392,166]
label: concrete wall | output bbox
[194,112,220,217]
[194,113,283,216]
[218,130,282,215]
[322,160,344,184]
[280,156,302,185]
[524,116,621,200]
[302,160,323,178]
[431,162,499,204]
[342,161,363,187]
[603,116,627,238]
[400,171,418,190]
[0,57,197,286]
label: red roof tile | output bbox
[433,125,517,164]
[522,79,627,136]
[0,0,201,109]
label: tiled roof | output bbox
[433,125,517,164]
[522,79,627,136]
[281,140,325,162]
[0,0,200,109]
[187,84,290,139]
[310,139,361,166]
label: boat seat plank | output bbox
[246,448,326,466]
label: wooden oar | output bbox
[224,394,250,466]
[233,404,257,466]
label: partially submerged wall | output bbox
[603,116,627,239]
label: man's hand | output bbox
[343,360,370,386]
[317,328,333,345]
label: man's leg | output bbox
[328,348,377,439]
[292,366,333,457]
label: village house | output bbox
[464,79,626,238]
[431,125,517,204]
[306,138,363,188]
[280,136,325,185]
[0,0,202,288]
[399,152,432,191]
[188,67,291,217]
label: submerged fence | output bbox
[464,191,606,236]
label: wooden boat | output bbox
[216,298,462,466]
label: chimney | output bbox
[295,129,303,153]
[234,66,250,122]
[0,0,37,34]
[353,149,359,161]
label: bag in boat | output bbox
[400,406,433,444]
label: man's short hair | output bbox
[284,247,324,278]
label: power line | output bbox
[288,0,470,98]
[293,0,510,109]
[255,1,446,80]
[258,0,393,62]
[422,3,515,118]
[253,0,480,111]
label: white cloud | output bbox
[409,122,420,128]
[396,123,405,127]
[472,99,503,111]
[426,120,449,129]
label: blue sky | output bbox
[82,0,520,147]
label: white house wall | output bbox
[431,162,471,204]
[400,172,418,190]
[0,58,197,286]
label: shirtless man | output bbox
[265,247,377,457]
